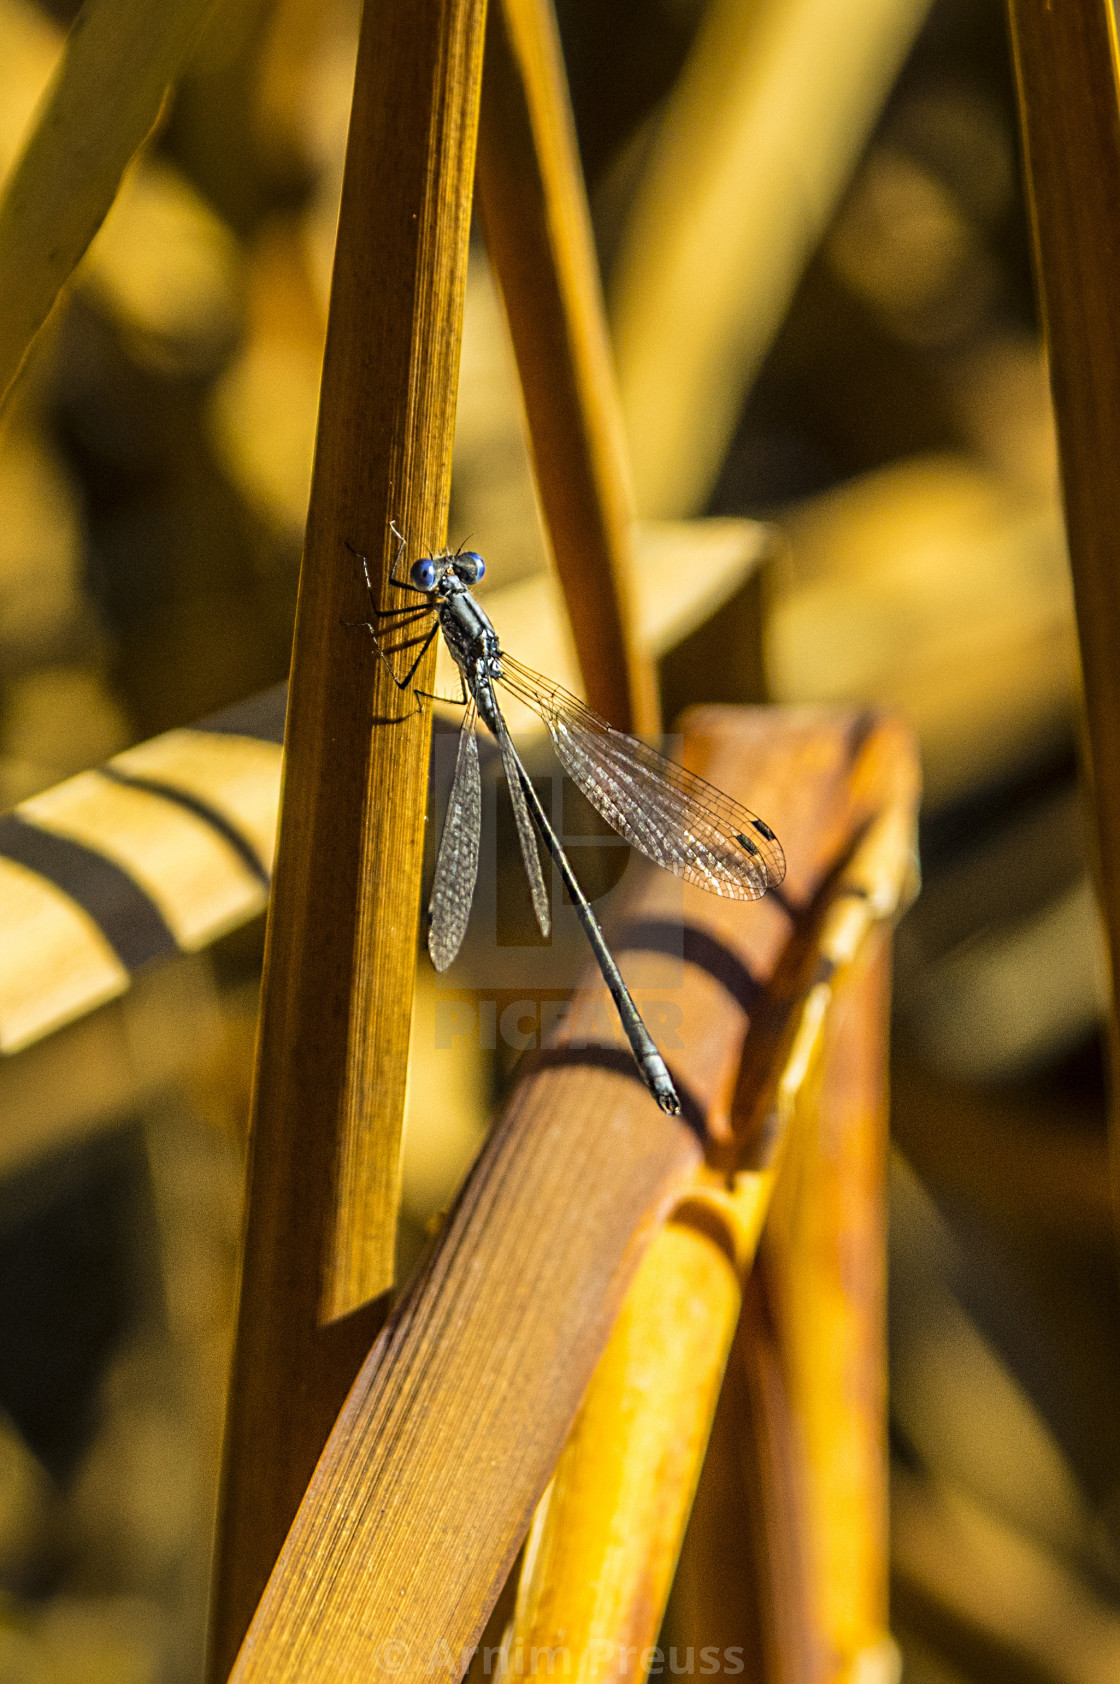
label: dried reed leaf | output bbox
[611,0,933,517]
[0,0,217,407]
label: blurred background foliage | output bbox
[0,0,1115,1679]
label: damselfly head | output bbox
[408,549,485,590]
[453,551,485,585]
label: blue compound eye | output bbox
[457,551,485,583]
[410,557,437,590]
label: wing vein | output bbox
[429,701,482,971]
[499,655,785,900]
[497,720,551,939]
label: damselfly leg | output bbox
[343,536,443,698]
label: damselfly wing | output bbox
[428,699,482,973]
[427,654,784,973]
[499,655,785,899]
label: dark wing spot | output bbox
[751,818,776,841]
[735,832,760,856]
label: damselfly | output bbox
[353,532,786,1116]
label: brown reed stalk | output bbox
[207,0,488,1675]
[476,0,658,733]
[1008,0,1120,1243]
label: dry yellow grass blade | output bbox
[610,0,933,517]
[507,755,917,1680]
[0,0,218,408]
[509,1220,743,1684]
[761,930,896,1681]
